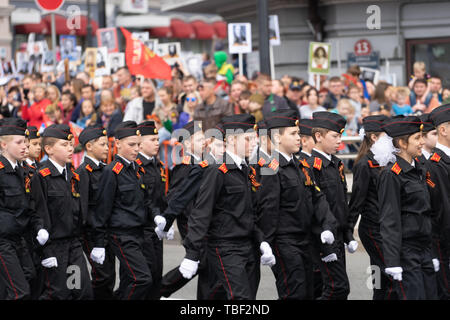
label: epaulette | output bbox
[368,160,380,168]
[300,158,310,168]
[313,157,322,171]
[112,162,124,174]
[182,156,191,165]
[0,161,4,170]
[391,162,402,175]
[199,160,209,168]
[218,163,228,173]
[426,171,435,188]
[268,158,279,171]
[85,164,93,172]
[136,158,143,166]
[39,168,51,177]
[430,153,441,163]
[257,157,266,167]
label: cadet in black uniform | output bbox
[348,115,396,300]
[76,125,116,300]
[428,105,450,300]
[31,124,93,300]
[91,121,153,300]
[0,119,47,300]
[417,114,437,164]
[378,116,437,300]
[298,119,316,162]
[23,126,41,173]
[182,114,276,300]
[257,110,337,299]
[248,120,272,183]
[307,111,355,300]
[135,121,168,300]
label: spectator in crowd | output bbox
[101,75,114,91]
[238,90,251,114]
[177,75,198,112]
[60,90,77,125]
[21,75,34,103]
[123,79,156,124]
[408,61,431,90]
[285,79,302,110]
[194,77,233,131]
[113,67,134,108]
[1,86,22,118]
[46,85,61,108]
[271,79,285,97]
[443,87,450,103]
[152,87,179,132]
[43,103,63,127]
[299,84,312,106]
[21,83,51,128]
[392,87,413,116]
[177,91,202,130]
[76,99,97,129]
[300,87,326,119]
[71,84,98,122]
[346,84,363,118]
[229,80,246,114]
[429,76,443,103]
[71,78,84,103]
[76,71,91,85]
[61,81,71,93]
[257,73,289,118]
[407,78,440,113]
[322,76,346,110]
[369,81,392,113]
[96,90,123,136]
[318,88,328,106]
[248,93,264,122]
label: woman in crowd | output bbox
[96,89,123,136]
[300,87,326,119]
[175,91,201,130]
[152,87,178,132]
[21,83,51,128]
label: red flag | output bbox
[121,27,172,80]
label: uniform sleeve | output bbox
[311,183,337,235]
[27,194,44,236]
[378,170,402,268]
[183,166,222,261]
[92,168,117,247]
[76,167,90,228]
[348,162,370,236]
[257,168,280,245]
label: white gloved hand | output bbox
[320,230,335,245]
[36,229,49,246]
[260,241,276,267]
[347,240,358,253]
[432,258,440,272]
[154,215,167,231]
[385,267,403,281]
[321,253,338,263]
[41,257,58,268]
[90,247,105,265]
[179,258,199,279]
[154,227,167,241]
[165,226,175,240]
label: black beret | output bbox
[222,114,256,133]
[25,126,40,139]
[362,115,389,132]
[312,111,346,134]
[254,120,268,136]
[205,121,225,140]
[176,121,203,143]
[430,104,450,127]
[265,110,299,130]
[138,121,158,136]
[418,114,435,133]
[0,118,27,136]
[114,121,140,140]
[42,124,73,140]
[381,115,423,138]
[79,125,107,146]
[299,119,316,136]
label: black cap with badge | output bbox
[138,121,158,136]
[114,121,140,140]
[362,115,389,133]
[26,126,40,139]
[42,124,73,140]
[0,118,27,136]
[299,119,316,136]
[264,110,299,129]
[429,104,450,127]
[418,114,435,133]
[79,125,107,146]
[312,111,347,134]
[381,115,423,137]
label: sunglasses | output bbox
[186,97,197,102]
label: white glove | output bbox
[385,267,403,281]
[321,253,338,263]
[260,241,276,267]
[165,226,175,240]
[179,258,199,279]
[320,230,335,245]
[347,240,358,253]
[154,227,166,241]
[432,258,440,272]
[154,215,166,231]
[36,229,49,246]
[90,247,105,265]
[41,257,58,268]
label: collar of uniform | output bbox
[395,155,416,173]
[367,151,380,166]
[0,155,17,173]
[275,149,293,166]
[435,142,450,158]
[312,149,332,167]
[421,149,431,160]
[259,147,271,160]
[25,158,36,167]
[313,148,332,162]
[3,156,18,170]
[185,152,201,163]
[116,154,136,169]
[85,155,101,167]
[225,150,244,170]
[48,158,66,176]
[300,150,311,158]
[138,152,154,166]
[208,152,217,163]
[84,156,103,170]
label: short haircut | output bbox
[414,78,428,87]
[82,84,95,91]
[311,127,330,143]
[202,77,217,86]
[329,76,342,83]
[269,127,287,138]
[239,90,252,100]
[42,137,59,154]
[61,90,78,106]
[257,73,271,83]
[117,66,130,74]
[0,136,14,149]
[183,75,197,83]
[8,86,20,95]
[395,86,410,98]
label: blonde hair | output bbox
[395,86,410,98]
[46,85,61,102]
[183,91,202,115]
[413,61,426,72]
[337,98,353,112]
[32,83,47,93]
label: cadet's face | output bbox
[301,135,315,153]
[140,135,159,157]
[406,132,425,158]
[2,136,27,162]
[424,129,438,150]
[48,139,74,165]
[210,138,225,159]
[235,132,256,159]
[191,131,206,157]
[279,127,301,154]
[89,136,109,161]
[320,131,342,155]
[28,138,42,159]
[117,136,140,162]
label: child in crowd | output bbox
[392,87,413,116]
[76,99,97,129]
[248,93,265,123]
[238,90,252,113]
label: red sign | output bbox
[354,39,372,56]
[35,0,65,11]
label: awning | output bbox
[74,15,98,36]
[212,21,227,39]
[149,26,172,38]
[191,20,216,39]
[42,14,73,35]
[170,18,195,39]
[116,14,171,29]
[15,20,49,35]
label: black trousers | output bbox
[271,239,313,300]
[39,238,93,300]
[81,231,116,300]
[143,227,163,300]
[0,237,35,300]
[109,231,153,300]
[432,238,450,300]
[358,221,397,300]
[207,241,260,300]
[312,239,350,300]
[392,242,437,300]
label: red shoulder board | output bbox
[0,161,4,169]
[136,158,143,166]
[391,162,402,175]
[199,160,209,168]
[182,156,191,165]
[257,157,266,167]
[430,153,441,163]
[268,158,279,171]
[112,162,124,174]
[85,164,93,172]
[368,160,380,168]
[39,168,51,177]
[313,157,322,171]
[300,159,310,168]
[218,163,228,173]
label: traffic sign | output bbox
[35,0,65,12]
[354,39,372,56]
